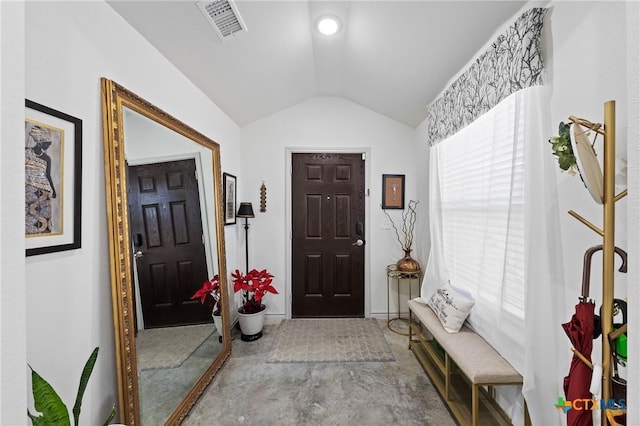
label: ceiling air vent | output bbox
[197,0,248,40]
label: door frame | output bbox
[285,147,372,319]
[127,152,215,330]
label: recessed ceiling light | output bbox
[317,16,341,36]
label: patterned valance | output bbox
[426,8,547,146]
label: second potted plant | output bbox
[232,268,278,341]
[191,275,224,339]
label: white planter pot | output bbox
[212,313,224,334]
[237,306,266,341]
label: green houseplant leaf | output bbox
[102,405,117,426]
[72,347,99,426]
[28,366,71,426]
[28,346,116,426]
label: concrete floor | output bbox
[183,319,456,426]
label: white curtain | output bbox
[422,85,566,425]
[521,86,567,426]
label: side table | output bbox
[386,264,423,335]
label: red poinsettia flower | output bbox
[231,269,278,314]
[191,275,222,315]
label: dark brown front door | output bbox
[292,153,366,317]
[128,159,210,328]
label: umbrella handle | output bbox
[581,245,627,298]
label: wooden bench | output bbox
[408,299,530,426]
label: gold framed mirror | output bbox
[101,78,230,425]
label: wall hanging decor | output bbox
[223,172,237,225]
[25,99,82,256]
[260,181,266,212]
[381,174,405,209]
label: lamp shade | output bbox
[236,202,255,218]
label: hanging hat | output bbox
[570,122,603,204]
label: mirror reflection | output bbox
[102,79,230,426]
[124,109,223,424]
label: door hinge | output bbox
[289,230,292,239]
[194,170,198,181]
[361,153,366,161]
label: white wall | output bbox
[21,1,241,424]
[545,2,628,306]
[241,97,417,318]
[1,2,28,424]
[412,118,430,275]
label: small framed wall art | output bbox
[25,99,82,256]
[381,174,405,209]
[223,172,237,225]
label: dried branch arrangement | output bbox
[384,200,418,251]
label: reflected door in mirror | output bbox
[128,159,209,328]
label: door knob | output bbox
[352,239,364,247]
[134,250,144,258]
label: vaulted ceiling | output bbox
[109,1,527,128]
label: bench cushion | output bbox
[408,299,522,385]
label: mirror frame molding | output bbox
[101,78,230,425]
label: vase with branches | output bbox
[384,199,420,272]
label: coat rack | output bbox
[567,100,627,424]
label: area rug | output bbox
[267,318,395,363]
[136,324,214,370]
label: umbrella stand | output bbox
[567,103,627,426]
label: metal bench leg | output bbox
[472,384,479,426]
[408,310,413,349]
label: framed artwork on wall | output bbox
[25,99,82,256]
[223,172,237,225]
[382,174,405,209]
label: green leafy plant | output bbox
[549,121,578,175]
[27,347,116,426]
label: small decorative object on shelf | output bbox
[232,268,278,341]
[384,199,420,273]
[260,181,267,212]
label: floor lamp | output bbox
[236,202,255,274]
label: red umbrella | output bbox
[562,245,627,426]
[561,246,602,426]
[562,300,594,426]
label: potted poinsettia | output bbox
[231,268,278,341]
[191,275,224,335]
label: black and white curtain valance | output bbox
[426,8,547,146]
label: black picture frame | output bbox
[381,174,405,209]
[223,172,237,225]
[25,99,82,256]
